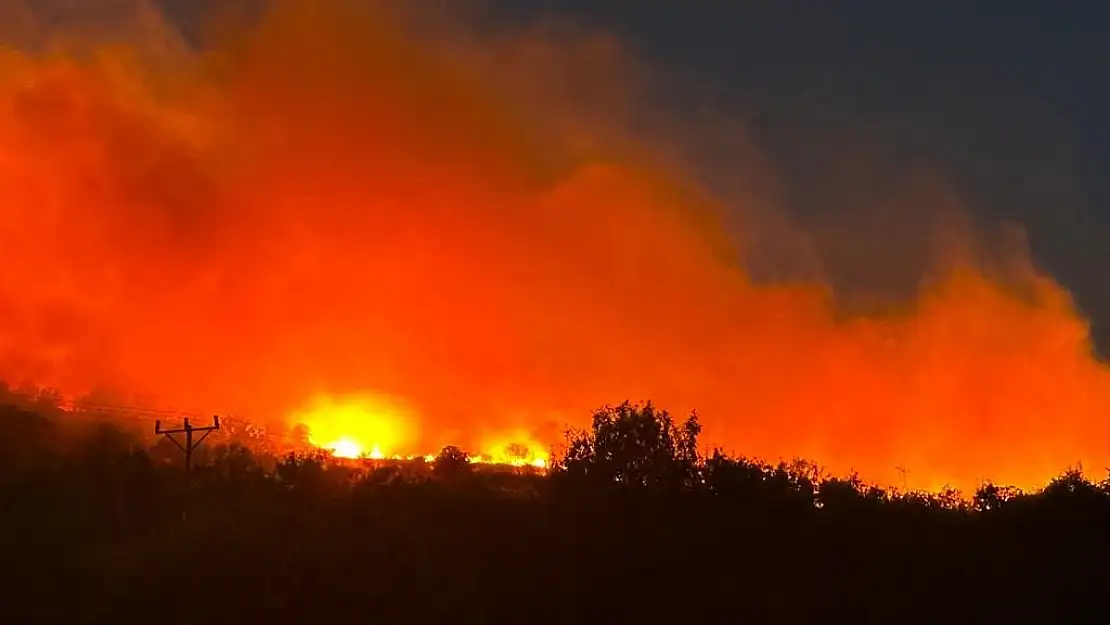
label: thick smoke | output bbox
[0,0,1105,490]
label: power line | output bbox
[3,390,207,417]
[0,388,246,426]
[1,389,294,459]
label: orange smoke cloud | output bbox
[0,0,1106,491]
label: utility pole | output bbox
[156,416,220,522]
[155,416,221,476]
[895,464,909,492]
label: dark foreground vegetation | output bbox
[3,389,1110,624]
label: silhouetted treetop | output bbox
[5,394,1110,622]
[550,401,701,490]
[433,444,472,480]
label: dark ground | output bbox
[2,393,1108,624]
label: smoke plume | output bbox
[0,0,1105,490]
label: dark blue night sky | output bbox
[492,3,1110,332]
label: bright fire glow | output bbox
[290,394,416,461]
[326,437,364,460]
[299,401,550,470]
[295,402,549,468]
[474,435,550,469]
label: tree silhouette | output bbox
[816,473,870,511]
[275,450,331,493]
[551,401,701,490]
[0,404,58,472]
[973,482,1022,512]
[433,444,472,480]
[207,443,266,490]
[703,451,817,510]
[2,394,1110,622]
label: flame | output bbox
[475,435,550,469]
[325,437,365,460]
[0,1,1108,493]
[300,401,549,468]
[290,393,416,461]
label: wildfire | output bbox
[472,436,550,469]
[291,394,548,468]
[1,0,1109,494]
[290,393,417,461]
[323,438,378,460]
